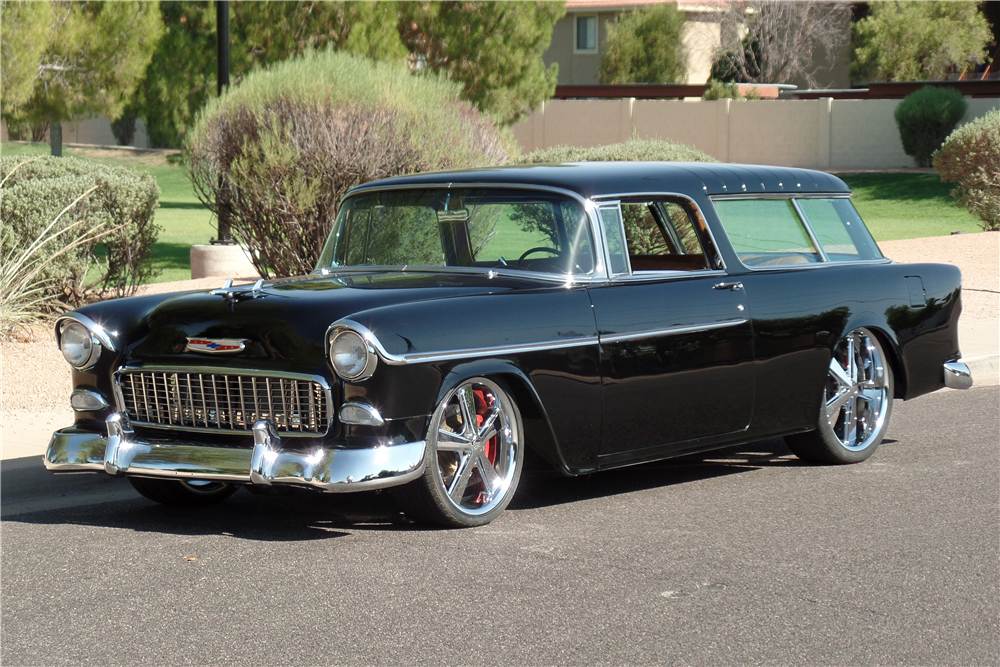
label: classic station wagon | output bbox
[47,162,973,526]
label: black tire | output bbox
[129,477,239,506]
[785,327,894,464]
[393,377,524,528]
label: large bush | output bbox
[933,109,1000,231]
[522,137,717,164]
[187,50,516,279]
[0,156,160,333]
[894,86,968,168]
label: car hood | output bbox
[77,271,555,372]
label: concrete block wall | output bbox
[1,116,150,149]
[513,97,1000,170]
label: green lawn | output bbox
[2,142,215,283]
[838,172,982,241]
[3,141,982,282]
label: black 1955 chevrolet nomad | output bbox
[46,162,973,527]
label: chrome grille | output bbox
[116,370,331,436]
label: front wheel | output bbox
[394,377,524,527]
[129,477,239,506]
[785,327,894,464]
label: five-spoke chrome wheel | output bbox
[786,327,894,464]
[394,377,523,527]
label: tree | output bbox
[0,1,163,156]
[852,1,992,82]
[134,1,407,148]
[599,4,687,84]
[712,1,851,86]
[399,2,564,125]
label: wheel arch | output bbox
[435,359,571,475]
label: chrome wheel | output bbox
[786,327,894,464]
[825,328,891,452]
[394,377,523,527]
[434,379,519,515]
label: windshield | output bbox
[316,188,596,276]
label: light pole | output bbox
[213,0,233,245]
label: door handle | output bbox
[713,281,743,291]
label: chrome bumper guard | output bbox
[943,361,973,390]
[45,413,426,492]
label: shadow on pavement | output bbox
[3,437,806,539]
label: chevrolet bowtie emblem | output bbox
[185,338,248,354]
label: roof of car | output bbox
[348,162,851,199]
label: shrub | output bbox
[522,137,717,164]
[0,155,161,319]
[188,50,516,279]
[933,109,1000,231]
[702,81,762,101]
[894,86,968,168]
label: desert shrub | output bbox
[0,155,161,325]
[894,86,968,168]
[522,137,717,164]
[702,81,762,101]
[933,109,1000,231]
[188,50,516,279]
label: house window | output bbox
[575,15,597,52]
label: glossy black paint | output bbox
[56,163,964,480]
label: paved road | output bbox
[2,386,997,666]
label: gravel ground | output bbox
[2,233,997,416]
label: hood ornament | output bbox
[210,278,266,304]
[185,337,249,354]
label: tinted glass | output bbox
[713,199,821,266]
[620,201,708,272]
[576,16,597,50]
[796,198,882,262]
[318,189,596,276]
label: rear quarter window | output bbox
[713,199,821,266]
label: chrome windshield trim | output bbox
[316,264,605,285]
[328,182,609,281]
[599,318,748,345]
[55,312,118,352]
[330,318,598,366]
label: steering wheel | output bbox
[516,247,563,265]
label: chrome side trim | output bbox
[328,318,598,367]
[46,415,427,493]
[943,361,973,389]
[599,318,748,345]
[55,312,118,352]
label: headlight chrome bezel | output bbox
[328,327,378,381]
[59,320,103,370]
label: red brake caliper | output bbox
[472,389,499,505]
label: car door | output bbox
[590,198,755,460]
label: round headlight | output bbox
[330,330,375,380]
[60,321,101,369]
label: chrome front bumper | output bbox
[943,361,973,390]
[45,413,426,492]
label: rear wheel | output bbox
[128,477,239,506]
[394,377,523,527]
[785,327,894,464]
